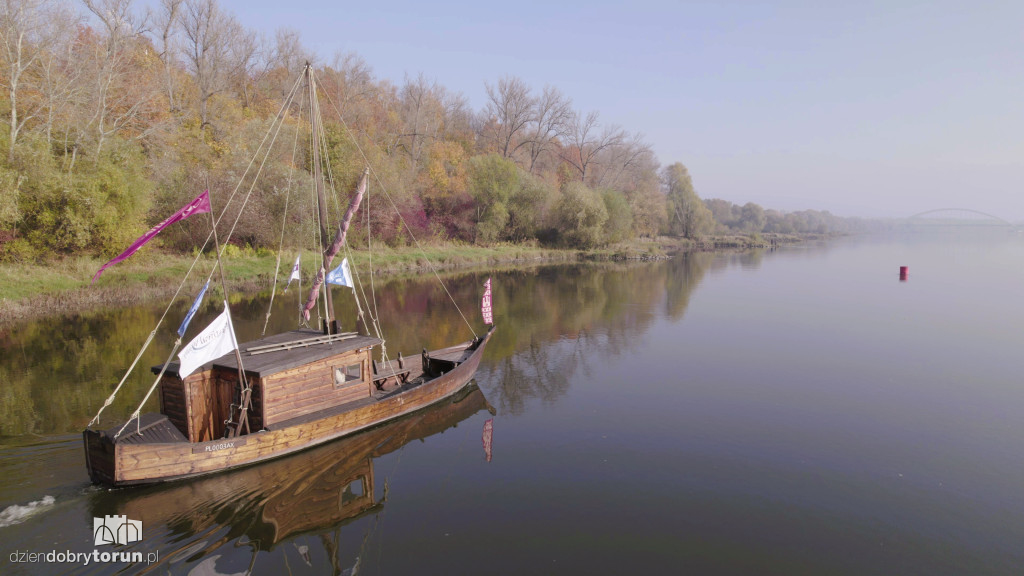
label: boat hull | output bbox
[84,327,493,486]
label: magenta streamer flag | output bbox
[481,278,493,325]
[92,191,212,283]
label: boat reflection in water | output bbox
[87,385,493,573]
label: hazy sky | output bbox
[214,0,1022,220]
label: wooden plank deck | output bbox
[220,331,382,377]
[99,414,187,445]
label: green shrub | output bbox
[0,238,34,263]
[600,188,633,244]
[469,154,517,244]
[555,182,608,249]
[15,136,150,257]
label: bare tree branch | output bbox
[524,84,571,174]
[560,110,625,184]
[179,0,245,129]
[0,0,75,159]
[483,75,535,162]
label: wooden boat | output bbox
[83,65,494,486]
[88,385,493,551]
[83,328,492,486]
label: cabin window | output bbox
[334,362,364,388]
[341,478,365,505]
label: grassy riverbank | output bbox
[0,234,806,326]
[0,243,610,325]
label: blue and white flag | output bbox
[177,280,210,338]
[177,302,238,378]
[326,258,354,288]
[285,254,301,288]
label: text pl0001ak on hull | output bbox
[83,64,495,487]
[84,327,493,486]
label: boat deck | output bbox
[221,330,382,377]
[429,346,476,363]
[100,413,188,445]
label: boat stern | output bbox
[83,428,117,485]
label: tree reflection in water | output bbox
[0,251,734,435]
[485,252,714,414]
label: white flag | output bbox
[326,258,354,288]
[285,254,301,290]
[177,303,238,378]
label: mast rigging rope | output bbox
[91,73,304,429]
[317,81,478,339]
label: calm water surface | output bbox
[1,231,1022,575]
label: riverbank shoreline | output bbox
[0,234,814,327]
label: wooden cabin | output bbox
[153,330,383,442]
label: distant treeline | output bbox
[0,0,864,262]
[703,199,866,235]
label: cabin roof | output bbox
[153,330,382,378]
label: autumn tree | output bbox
[739,202,766,233]
[523,85,570,174]
[703,198,737,231]
[468,153,517,243]
[394,73,445,172]
[592,131,653,189]
[35,6,82,150]
[81,0,163,161]
[441,90,473,146]
[179,0,247,130]
[317,51,387,156]
[0,0,75,159]
[559,110,624,185]
[150,0,183,112]
[625,169,666,239]
[703,199,770,234]
[482,75,534,162]
[600,188,632,243]
[419,140,473,241]
[555,181,608,248]
[763,209,795,234]
[505,171,551,242]
[662,162,712,238]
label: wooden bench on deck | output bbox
[372,353,412,390]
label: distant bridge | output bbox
[907,209,1016,227]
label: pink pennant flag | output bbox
[481,278,493,325]
[482,418,493,462]
[92,191,212,283]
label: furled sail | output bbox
[302,169,368,321]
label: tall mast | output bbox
[306,63,336,334]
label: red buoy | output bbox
[899,266,908,282]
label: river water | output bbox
[0,230,1022,575]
